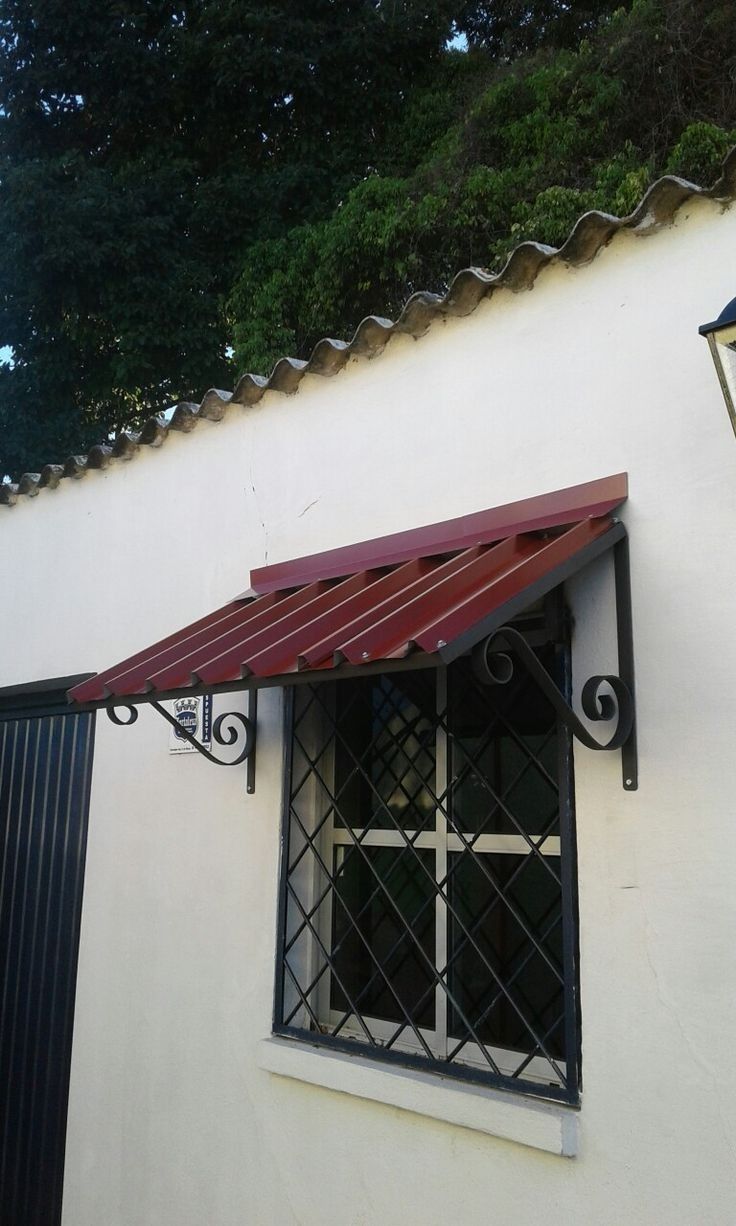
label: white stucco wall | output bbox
[3,194,736,1224]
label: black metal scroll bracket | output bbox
[472,536,638,791]
[107,691,258,793]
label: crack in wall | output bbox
[248,462,269,565]
[298,497,320,519]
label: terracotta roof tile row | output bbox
[2,147,735,510]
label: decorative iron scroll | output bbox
[106,700,256,767]
[472,625,634,752]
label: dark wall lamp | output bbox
[700,297,736,437]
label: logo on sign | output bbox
[168,695,212,754]
[173,697,199,740]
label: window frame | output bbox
[272,599,582,1106]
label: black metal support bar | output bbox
[474,625,636,790]
[613,532,638,791]
[474,626,634,747]
[471,525,638,792]
[246,690,257,794]
[106,699,257,776]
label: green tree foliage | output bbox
[229,0,736,375]
[0,0,460,474]
[1,0,736,477]
[456,1,621,55]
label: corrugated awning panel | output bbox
[68,475,627,706]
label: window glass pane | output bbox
[448,649,559,837]
[334,672,437,831]
[448,851,565,1061]
[330,847,435,1028]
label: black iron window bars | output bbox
[274,610,582,1104]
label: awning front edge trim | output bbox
[69,651,440,710]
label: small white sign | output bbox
[168,695,213,754]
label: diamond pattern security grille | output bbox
[274,627,580,1104]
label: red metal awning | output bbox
[68,474,627,707]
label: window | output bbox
[274,605,581,1105]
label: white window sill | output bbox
[258,1037,579,1157]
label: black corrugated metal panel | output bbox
[0,705,95,1226]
